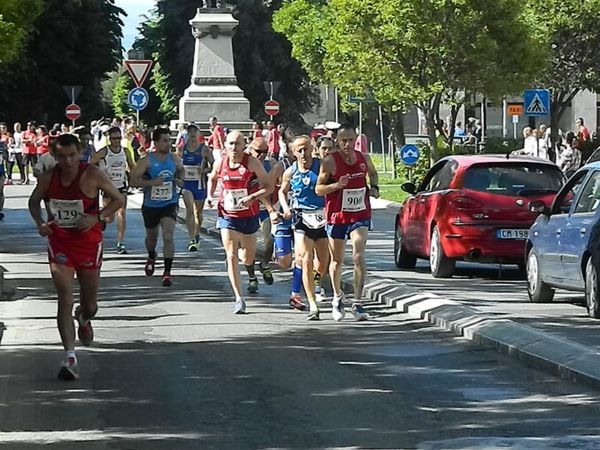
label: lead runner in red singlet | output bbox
[316,123,379,322]
[28,134,124,381]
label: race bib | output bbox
[150,182,173,201]
[183,165,199,181]
[341,187,366,212]
[223,188,249,212]
[302,208,326,229]
[107,165,125,185]
[48,199,84,228]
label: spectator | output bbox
[8,122,25,184]
[35,125,50,157]
[354,128,369,153]
[252,121,263,139]
[207,116,225,162]
[559,132,581,177]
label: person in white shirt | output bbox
[8,122,26,184]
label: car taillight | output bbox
[449,195,484,210]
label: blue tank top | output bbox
[182,145,204,167]
[143,152,178,208]
[290,159,324,210]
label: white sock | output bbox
[66,350,77,363]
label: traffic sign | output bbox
[524,89,550,116]
[124,60,153,87]
[507,104,523,116]
[128,87,149,111]
[264,99,280,117]
[400,144,420,166]
[65,104,81,121]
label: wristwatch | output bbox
[97,212,106,225]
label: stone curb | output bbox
[130,194,600,388]
[341,273,600,389]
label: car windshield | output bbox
[463,163,564,197]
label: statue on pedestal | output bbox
[202,0,223,8]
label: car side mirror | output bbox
[528,200,548,216]
[401,182,416,194]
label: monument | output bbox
[176,5,252,130]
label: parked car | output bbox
[394,155,565,278]
[526,161,600,318]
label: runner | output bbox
[90,126,136,254]
[316,123,379,321]
[316,135,336,159]
[130,127,184,287]
[22,121,37,184]
[28,133,124,380]
[279,136,329,320]
[177,123,213,251]
[207,130,273,314]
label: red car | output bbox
[394,155,564,278]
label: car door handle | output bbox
[417,198,426,203]
[580,227,587,235]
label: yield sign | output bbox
[124,60,153,87]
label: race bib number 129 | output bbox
[49,199,84,228]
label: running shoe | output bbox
[4,179,12,185]
[261,266,274,285]
[57,356,79,381]
[74,306,94,346]
[351,303,370,321]
[233,298,246,314]
[289,293,307,311]
[144,258,155,277]
[247,278,259,293]
[331,295,346,322]
[315,286,327,303]
[116,243,128,255]
[187,241,198,252]
[307,308,320,321]
[194,234,200,243]
[162,274,173,287]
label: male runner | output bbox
[316,124,379,321]
[91,126,136,254]
[177,123,213,251]
[130,127,184,287]
[280,136,329,320]
[207,131,272,314]
[28,133,124,380]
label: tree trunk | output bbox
[425,111,438,164]
[390,111,405,179]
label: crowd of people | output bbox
[18,114,380,381]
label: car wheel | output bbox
[526,248,554,303]
[585,258,600,319]
[429,226,455,278]
[394,224,417,269]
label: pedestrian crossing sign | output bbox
[524,89,550,116]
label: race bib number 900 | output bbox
[150,182,173,201]
[223,188,249,212]
[341,187,366,212]
[49,199,84,228]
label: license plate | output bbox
[496,229,529,240]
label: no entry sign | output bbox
[65,104,81,121]
[264,100,280,117]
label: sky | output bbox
[114,0,154,51]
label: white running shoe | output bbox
[57,356,79,381]
[233,298,247,314]
[331,294,346,322]
[351,303,370,321]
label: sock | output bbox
[308,297,318,311]
[148,250,157,260]
[66,350,77,364]
[245,263,256,279]
[292,265,302,295]
[195,234,200,242]
[164,258,173,274]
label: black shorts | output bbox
[23,154,38,166]
[141,203,178,229]
[293,210,327,241]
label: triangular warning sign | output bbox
[124,60,153,87]
[526,93,548,114]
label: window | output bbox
[574,171,600,214]
[463,163,564,197]
[422,160,458,192]
[551,170,587,215]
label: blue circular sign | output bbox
[400,144,420,166]
[128,87,149,111]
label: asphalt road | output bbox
[1,184,600,449]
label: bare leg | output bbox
[349,227,369,301]
[328,237,346,298]
[116,193,128,243]
[160,217,176,258]
[76,269,100,321]
[50,263,76,351]
[221,228,243,299]
[182,190,196,241]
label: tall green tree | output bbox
[0,0,43,64]
[0,0,124,125]
[530,0,600,154]
[275,0,542,161]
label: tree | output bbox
[0,0,125,124]
[274,0,541,162]
[530,0,600,157]
[0,0,43,64]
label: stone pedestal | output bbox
[176,8,252,131]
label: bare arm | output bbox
[129,157,162,188]
[278,167,293,218]
[95,168,124,220]
[364,153,380,198]
[125,149,136,171]
[247,155,273,201]
[173,154,185,188]
[90,147,106,166]
[206,158,222,204]
[28,171,53,235]
[315,155,346,196]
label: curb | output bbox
[343,273,600,389]
[131,195,600,388]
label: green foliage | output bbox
[480,137,522,155]
[396,142,433,186]
[0,0,125,124]
[150,56,178,121]
[112,71,133,118]
[0,0,43,64]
